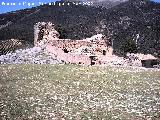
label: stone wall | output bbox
[34,22,115,65]
[47,38,110,55]
[46,38,113,65]
[34,22,60,46]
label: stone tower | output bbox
[34,22,60,46]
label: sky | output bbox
[0,0,160,14]
[0,0,60,14]
[154,0,160,2]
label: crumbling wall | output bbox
[34,22,60,46]
[34,22,114,65]
[34,22,110,54]
[48,35,110,55]
[126,53,159,67]
[46,44,91,65]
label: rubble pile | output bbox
[0,47,62,64]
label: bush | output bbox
[121,37,138,54]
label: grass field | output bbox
[0,64,160,120]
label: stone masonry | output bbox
[34,22,115,65]
[34,22,159,67]
[34,22,60,46]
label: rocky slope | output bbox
[0,0,160,57]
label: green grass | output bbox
[0,64,160,120]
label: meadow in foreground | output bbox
[0,64,160,120]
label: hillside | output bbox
[63,0,128,8]
[105,0,160,56]
[0,0,160,57]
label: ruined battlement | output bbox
[34,22,114,65]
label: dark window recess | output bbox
[141,59,158,68]
[103,50,106,55]
[63,48,69,53]
[89,56,97,66]
[91,61,96,66]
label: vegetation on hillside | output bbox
[120,37,138,55]
[0,0,160,56]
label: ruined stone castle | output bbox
[34,22,115,65]
[34,22,159,67]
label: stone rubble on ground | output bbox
[0,46,63,64]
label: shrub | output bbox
[121,37,138,54]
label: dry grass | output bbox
[0,64,160,120]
